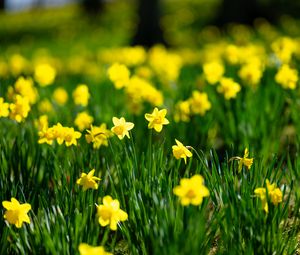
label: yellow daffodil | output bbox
[76,169,101,191]
[78,243,112,255]
[230,148,254,173]
[111,117,134,140]
[107,63,130,89]
[203,61,225,85]
[14,76,38,104]
[254,179,283,213]
[53,87,68,106]
[217,77,241,100]
[34,63,56,86]
[275,64,298,89]
[174,100,191,122]
[0,97,9,117]
[61,127,82,146]
[173,174,209,206]
[9,95,31,122]
[72,84,90,107]
[172,139,192,164]
[35,114,49,131]
[38,99,53,113]
[189,91,211,116]
[145,107,169,132]
[74,112,94,131]
[85,124,112,149]
[96,195,128,231]
[2,198,31,228]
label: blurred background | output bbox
[1,0,300,52]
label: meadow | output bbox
[1,2,300,254]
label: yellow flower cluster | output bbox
[38,123,81,146]
[217,77,241,100]
[254,179,283,213]
[107,63,130,89]
[148,46,182,83]
[275,64,298,89]
[125,76,163,113]
[9,95,31,123]
[174,91,211,122]
[85,124,112,149]
[9,76,38,104]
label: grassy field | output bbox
[1,2,300,254]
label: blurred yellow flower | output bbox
[78,243,112,255]
[2,198,31,228]
[9,54,28,76]
[34,63,56,86]
[85,124,112,149]
[172,139,192,164]
[0,97,9,117]
[145,107,169,132]
[254,179,283,213]
[107,63,130,89]
[14,76,38,104]
[189,91,211,116]
[35,114,49,131]
[111,117,134,140]
[38,99,53,113]
[76,169,101,191]
[217,77,241,99]
[173,174,209,206]
[9,95,31,122]
[238,62,263,88]
[74,112,94,131]
[275,64,298,89]
[174,100,190,122]
[53,87,68,106]
[271,37,296,64]
[203,61,225,85]
[96,195,128,231]
[73,84,90,107]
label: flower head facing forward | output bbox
[2,198,31,228]
[111,117,134,140]
[76,169,101,191]
[145,107,169,132]
[96,195,128,231]
[34,63,56,87]
[78,243,112,255]
[173,174,209,206]
[172,139,192,164]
